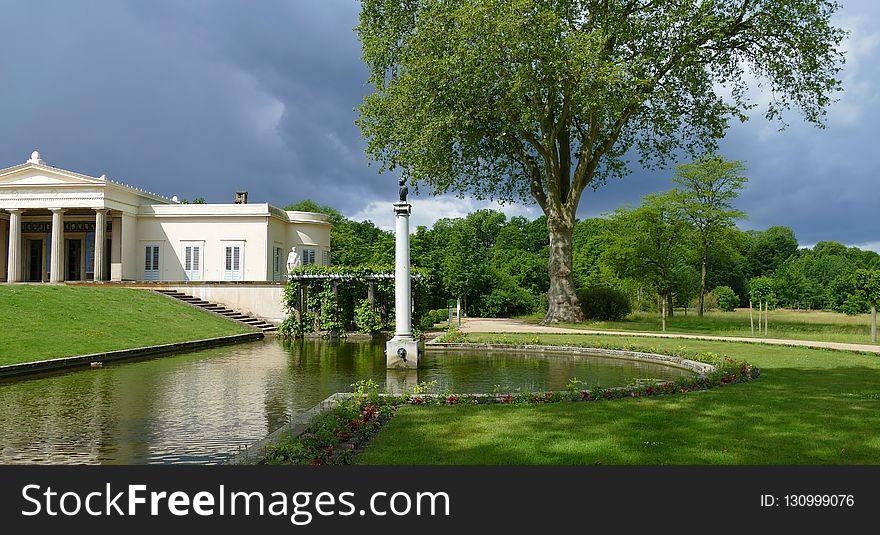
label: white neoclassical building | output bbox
[0,151,331,284]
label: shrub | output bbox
[713,286,739,312]
[419,308,450,330]
[473,286,539,317]
[841,294,869,316]
[576,287,632,321]
[354,299,383,334]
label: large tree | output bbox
[672,154,747,316]
[356,0,845,322]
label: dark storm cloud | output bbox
[0,1,877,249]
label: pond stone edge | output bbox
[229,343,719,465]
[0,332,265,380]
[227,392,352,465]
[426,342,716,375]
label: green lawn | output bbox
[359,332,880,464]
[0,285,251,365]
[522,308,876,345]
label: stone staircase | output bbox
[155,289,278,334]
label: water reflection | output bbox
[0,339,688,465]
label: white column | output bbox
[394,202,412,336]
[94,209,107,281]
[386,201,419,369]
[6,209,23,282]
[49,208,65,283]
[0,218,7,281]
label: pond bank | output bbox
[0,332,264,379]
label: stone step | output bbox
[153,290,273,332]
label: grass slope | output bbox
[359,333,880,464]
[0,285,250,365]
[522,309,877,345]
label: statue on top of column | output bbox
[398,178,408,203]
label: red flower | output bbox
[308,458,324,465]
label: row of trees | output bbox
[285,184,880,333]
[285,199,549,317]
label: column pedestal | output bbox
[386,202,420,369]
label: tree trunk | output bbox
[698,255,707,317]
[660,293,667,332]
[749,299,754,335]
[871,304,877,344]
[543,216,583,323]
[763,300,769,336]
[667,293,674,318]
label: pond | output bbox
[0,339,690,465]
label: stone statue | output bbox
[398,178,408,203]
[286,246,301,273]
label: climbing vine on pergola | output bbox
[280,265,431,338]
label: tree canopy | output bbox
[357,0,845,322]
[672,154,748,315]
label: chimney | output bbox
[234,191,248,204]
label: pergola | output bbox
[286,272,421,334]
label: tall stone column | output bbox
[6,209,23,282]
[0,219,7,281]
[386,200,420,369]
[393,203,412,337]
[94,209,107,281]
[49,208,66,283]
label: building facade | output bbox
[0,152,331,283]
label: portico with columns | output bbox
[1,152,125,283]
[1,151,332,284]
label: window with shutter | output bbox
[223,244,243,281]
[183,244,202,281]
[144,245,160,281]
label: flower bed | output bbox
[263,348,760,465]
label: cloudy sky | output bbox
[1,1,877,250]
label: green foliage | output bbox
[603,191,692,310]
[281,265,432,337]
[354,299,384,334]
[840,294,868,316]
[440,219,489,313]
[747,226,799,277]
[357,0,845,321]
[576,287,632,321]
[853,269,880,307]
[749,276,775,304]
[671,154,748,314]
[712,286,740,312]
[419,308,450,330]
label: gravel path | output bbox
[458,317,880,354]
